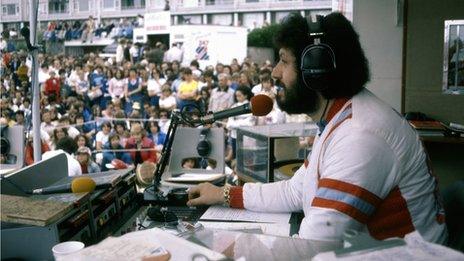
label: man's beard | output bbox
[275,77,319,114]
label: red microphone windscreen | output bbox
[250,94,274,116]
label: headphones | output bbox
[300,15,336,91]
[196,128,211,158]
[0,125,10,156]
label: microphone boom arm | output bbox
[143,110,185,203]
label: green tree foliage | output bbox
[247,24,280,48]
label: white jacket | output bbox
[242,89,447,244]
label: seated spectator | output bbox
[50,127,69,150]
[102,133,132,171]
[158,109,171,134]
[208,73,234,113]
[125,123,156,166]
[114,121,129,147]
[198,87,210,114]
[43,71,61,101]
[158,85,177,112]
[146,121,166,151]
[255,74,277,99]
[82,16,95,43]
[96,121,112,151]
[226,86,255,160]
[88,65,106,107]
[59,116,80,139]
[124,67,143,115]
[39,110,53,135]
[75,134,92,149]
[251,68,273,95]
[108,69,126,102]
[147,68,165,107]
[14,110,25,126]
[182,158,197,169]
[76,146,100,174]
[177,68,198,110]
[75,70,90,99]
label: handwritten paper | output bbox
[200,205,291,224]
[65,228,225,261]
[312,231,464,261]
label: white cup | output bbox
[52,241,85,260]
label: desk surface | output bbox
[0,194,77,226]
[420,135,464,145]
[83,205,327,261]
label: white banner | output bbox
[144,11,171,34]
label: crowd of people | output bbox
[42,15,142,43]
[0,38,310,175]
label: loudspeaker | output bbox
[196,128,211,157]
[300,15,336,91]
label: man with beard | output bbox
[186,12,447,246]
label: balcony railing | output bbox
[121,4,146,10]
[48,9,69,14]
[173,0,330,12]
[1,0,330,23]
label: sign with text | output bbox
[145,11,171,35]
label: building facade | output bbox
[1,0,331,31]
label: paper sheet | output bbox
[164,173,224,182]
[312,231,464,261]
[199,205,291,224]
[199,221,291,237]
[65,227,225,261]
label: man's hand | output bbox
[187,182,224,206]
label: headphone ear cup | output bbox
[300,44,336,91]
[196,140,211,157]
[196,129,211,157]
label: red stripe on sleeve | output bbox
[229,186,244,209]
[367,187,415,240]
[318,178,381,207]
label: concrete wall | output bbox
[404,0,464,123]
[352,0,403,112]
[247,47,275,66]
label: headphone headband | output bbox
[300,15,336,91]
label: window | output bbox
[103,0,116,9]
[2,4,18,15]
[121,0,145,9]
[443,20,464,95]
[78,0,89,11]
[48,0,69,14]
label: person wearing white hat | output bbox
[76,146,100,174]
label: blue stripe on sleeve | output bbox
[315,187,376,215]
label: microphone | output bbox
[195,94,273,125]
[29,176,97,194]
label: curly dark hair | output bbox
[274,12,370,99]
[56,136,78,155]
[234,85,254,103]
